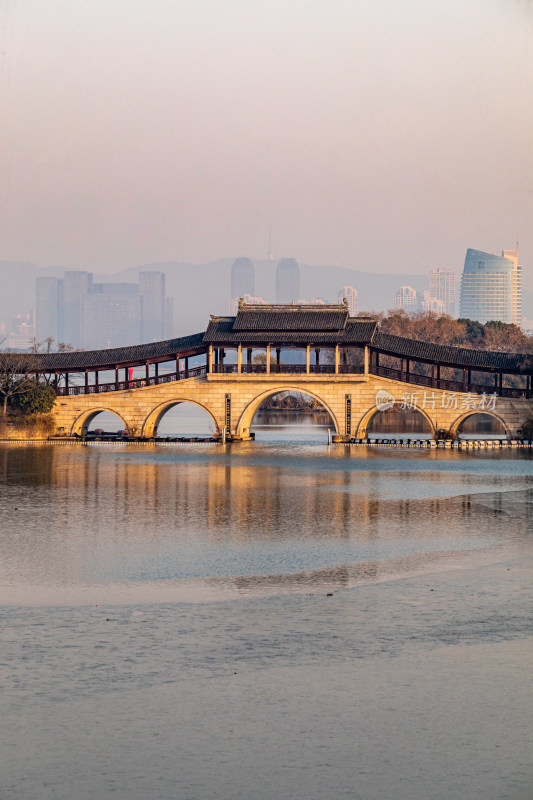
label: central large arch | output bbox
[142,398,220,438]
[235,386,340,438]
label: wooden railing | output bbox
[54,360,529,398]
[372,365,529,398]
[56,365,207,396]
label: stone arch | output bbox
[355,404,436,439]
[142,399,220,438]
[448,410,510,439]
[235,386,340,438]
[71,408,130,436]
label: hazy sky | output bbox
[1,0,532,281]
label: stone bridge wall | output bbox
[50,373,532,440]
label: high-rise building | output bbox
[63,271,93,347]
[394,285,417,310]
[36,277,64,341]
[429,268,455,316]
[231,258,255,300]
[337,286,358,316]
[81,284,140,350]
[276,258,300,303]
[35,269,173,349]
[459,248,519,324]
[418,290,445,314]
[139,271,167,342]
[501,243,522,326]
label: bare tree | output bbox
[0,342,40,417]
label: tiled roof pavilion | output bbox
[28,304,532,374]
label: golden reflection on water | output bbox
[0,443,532,593]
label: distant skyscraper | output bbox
[36,277,64,341]
[429,268,455,316]
[140,271,167,342]
[63,271,93,347]
[81,283,140,350]
[501,243,522,326]
[418,290,445,314]
[276,258,300,303]
[337,286,358,316]
[394,285,417,310]
[35,268,172,349]
[459,248,519,324]
[231,258,255,300]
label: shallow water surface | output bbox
[0,435,532,800]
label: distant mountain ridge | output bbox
[1,259,531,339]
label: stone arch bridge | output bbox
[28,304,532,441]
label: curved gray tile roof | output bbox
[32,332,205,370]
[7,305,532,374]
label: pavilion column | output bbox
[54,371,58,393]
[306,345,310,374]
[436,364,440,387]
[185,356,189,376]
[266,345,271,374]
[364,346,369,376]
[276,348,281,371]
[467,369,471,390]
[115,366,119,390]
[65,373,69,391]
[237,344,242,374]
[175,355,179,377]
[208,345,214,374]
[95,370,99,391]
[431,364,435,388]
[462,369,467,391]
[146,361,150,382]
[155,362,159,385]
[84,369,89,393]
[335,345,340,375]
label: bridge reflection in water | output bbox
[1,442,532,597]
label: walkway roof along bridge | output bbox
[28,302,532,388]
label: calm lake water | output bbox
[1,413,532,800]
